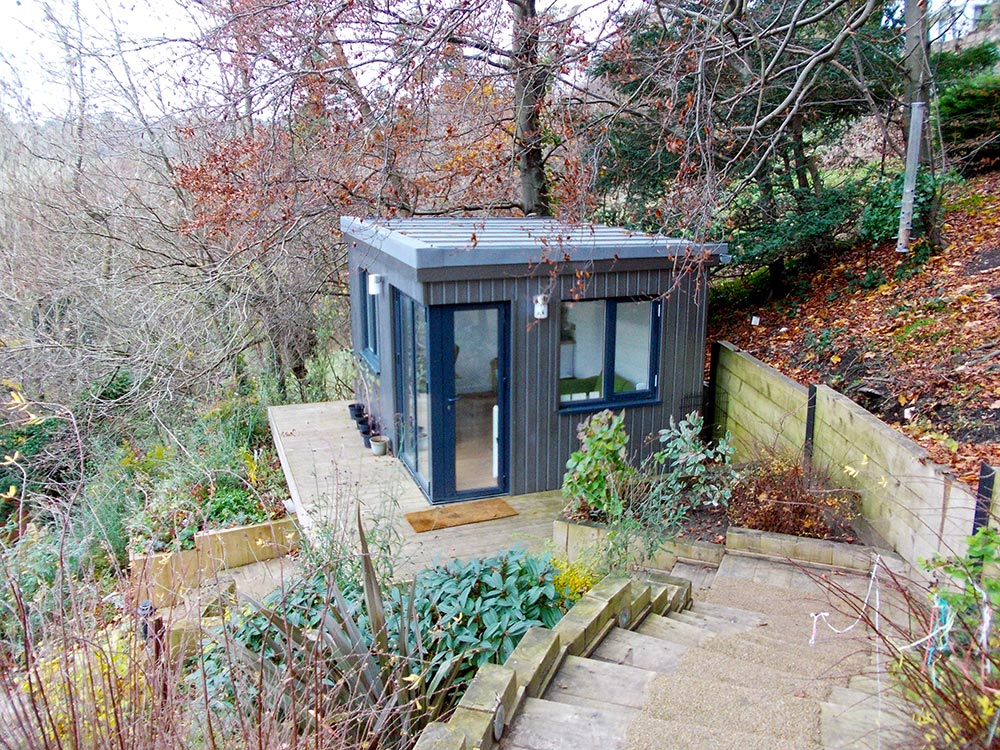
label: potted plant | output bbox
[370,434,389,456]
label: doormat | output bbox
[405,498,517,533]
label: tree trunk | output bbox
[509,0,551,216]
[902,0,930,159]
[790,114,812,193]
[757,169,787,298]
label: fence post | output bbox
[973,462,997,535]
[703,341,722,441]
[803,384,817,473]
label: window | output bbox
[558,298,660,407]
[359,269,380,369]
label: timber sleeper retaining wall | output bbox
[714,341,996,566]
[130,516,300,607]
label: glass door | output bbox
[430,303,509,502]
[394,291,432,493]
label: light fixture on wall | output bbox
[367,273,383,296]
[533,294,549,320]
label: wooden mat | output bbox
[405,497,517,533]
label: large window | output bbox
[558,298,660,407]
[359,269,379,369]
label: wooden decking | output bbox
[268,400,566,573]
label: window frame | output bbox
[557,296,661,412]
[359,269,380,371]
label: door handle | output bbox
[447,396,461,403]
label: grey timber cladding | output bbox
[343,216,719,498]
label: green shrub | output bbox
[729,183,863,270]
[194,542,570,741]
[562,410,634,519]
[394,550,571,684]
[859,169,941,244]
[938,73,1000,169]
[562,411,736,568]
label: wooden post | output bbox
[703,341,722,441]
[973,462,997,535]
[803,384,817,474]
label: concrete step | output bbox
[502,697,633,750]
[627,716,822,750]
[636,613,715,647]
[667,609,752,634]
[543,655,656,711]
[591,627,687,674]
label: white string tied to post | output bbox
[810,553,883,645]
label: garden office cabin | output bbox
[343,217,728,505]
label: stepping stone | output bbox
[502,697,633,750]
[592,627,687,674]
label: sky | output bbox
[0,0,204,118]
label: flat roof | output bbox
[341,216,729,271]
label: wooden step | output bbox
[543,655,656,711]
[628,715,823,750]
[502,697,633,750]
[636,613,714,646]
[689,600,769,626]
[591,627,687,674]
[667,609,751,634]
[819,702,914,749]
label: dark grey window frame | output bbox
[558,297,662,413]
[359,269,380,371]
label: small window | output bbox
[558,298,660,408]
[359,269,379,369]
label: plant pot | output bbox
[348,403,364,419]
[370,436,389,456]
[356,416,369,430]
[362,433,372,449]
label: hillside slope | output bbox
[709,170,1000,487]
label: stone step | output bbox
[627,716,823,750]
[591,627,687,674]
[636,613,715,647]
[543,655,656,711]
[667,609,752,634]
[501,697,632,750]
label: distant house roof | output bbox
[341,216,729,272]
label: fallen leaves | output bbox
[709,169,1000,490]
